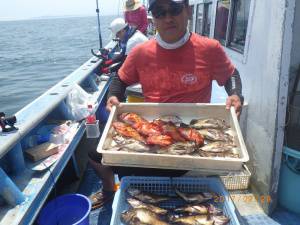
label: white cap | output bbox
[109,18,127,39]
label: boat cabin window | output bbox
[188,5,195,32]
[195,2,212,37]
[228,0,251,52]
[214,0,251,53]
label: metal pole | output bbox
[96,0,103,49]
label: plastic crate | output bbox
[220,165,251,190]
[111,176,242,225]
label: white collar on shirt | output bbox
[155,30,191,50]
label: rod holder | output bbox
[0,167,26,206]
[7,143,26,174]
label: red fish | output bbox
[178,127,204,146]
[119,113,147,126]
[146,135,173,147]
[133,121,162,136]
[112,122,145,143]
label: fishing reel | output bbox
[91,48,109,60]
[0,112,18,133]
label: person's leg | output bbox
[88,157,115,192]
[88,150,115,209]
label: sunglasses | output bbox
[151,2,185,19]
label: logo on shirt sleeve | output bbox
[181,74,198,85]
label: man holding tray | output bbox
[88,0,244,209]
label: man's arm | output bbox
[106,74,128,111]
[224,69,244,117]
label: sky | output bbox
[0,0,128,21]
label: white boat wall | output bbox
[189,0,300,213]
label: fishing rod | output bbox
[95,0,103,49]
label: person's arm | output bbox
[106,74,128,111]
[139,6,148,34]
[224,69,244,117]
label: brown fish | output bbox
[162,142,196,155]
[175,189,213,204]
[127,198,168,215]
[190,119,229,130]
[121,208,170,225]
[169,214,214,225]
[127,188,170,204]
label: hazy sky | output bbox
[0,0,127,21]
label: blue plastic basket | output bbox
[110,176,241,225]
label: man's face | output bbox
[116,29,126,40]
[151,0,191,43]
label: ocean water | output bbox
[0,16,117,115]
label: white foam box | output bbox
[97,103,249,172]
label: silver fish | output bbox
[121,208,170,225]
[127,188,170,204]
[173,203,223,216]
[190,119,229,130]
[157,115,183,124]
[127,198,168,215]
[199,141,236,153]
[107,135,152,152]
[156,142,196,155]
[175,189,213,204]
[173,205,208,215]
[197,129,233,142]
[211,215,230,225]
[169,214,214,225]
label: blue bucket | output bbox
[38,194,91,225]
[278,146,300,215]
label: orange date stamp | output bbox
[213,194,272,204]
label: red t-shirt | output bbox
[118,33,235,103]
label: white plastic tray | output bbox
[97,103,249,171]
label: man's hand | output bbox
[226,95,242,118]
[106,96,120,112]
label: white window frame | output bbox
[191,0,255,64]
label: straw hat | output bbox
[125,0,142,11]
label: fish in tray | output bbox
[156,142,197,155]
[119,112,148,126]
[133,121,162,136]
[173,203,222,215]
[127,188,171,204]
[108,135,152,153]
[190,118,229,130]
[199,141,236,153]
[175,189,213,204]
[177,127,204,146]
[121,208,171,225]
[153,120,186,142]
[127,198,169,215]
[112,122,145,143]
[197,129,233,142]
[157,115,183,125]
[146,135,173,147]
